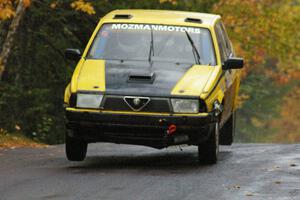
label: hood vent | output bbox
[114,14,133,19]
[185,17,202,24]
[127,72,156,84]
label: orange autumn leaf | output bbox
[70,0,95,15]
[0,0,15,20]
[50,2,57,9]
[270,86,300,143]
[213,0,300,77]
[0,0,31,20]
[23,0,31,8]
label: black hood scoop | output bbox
[127,72,156,84]
[105,60,191,97]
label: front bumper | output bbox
[65,108,217,148]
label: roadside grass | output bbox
[0,129,46,149]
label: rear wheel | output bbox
[198,122,219,164]
[65,130,88,161]
[220,111,236,145]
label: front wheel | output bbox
[65,130,88,161]
[198,122,219,164]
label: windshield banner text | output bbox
[111,24,201,34]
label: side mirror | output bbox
[223,57,244,70]
[65,49,81,62]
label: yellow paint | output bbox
[171,65,214,96]
[64,83,71,104]
[99,10,218,28]
[204,77,226,111]
[66,107,209,117]
[64,9,242,115]
[76,60,106,92]
[82,18,105,58]
[70,58,85,93]
[81,10,221,60]
[211,18,222,67]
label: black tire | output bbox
[65,130,88,161]
[220,112,236,145]
[198,122,219,164]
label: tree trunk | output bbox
[0,0,26,80]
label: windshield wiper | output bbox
[185,31,201,65]
[148,28,154,63]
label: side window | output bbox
[215,22,227,63]
[220,22,233,57]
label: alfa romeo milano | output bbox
[64,10,243,164]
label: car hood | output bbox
[75,59,215,97]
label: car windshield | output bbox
[87,23,216,65]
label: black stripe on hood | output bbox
[105,60,192,97]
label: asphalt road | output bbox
[0,143,299,200]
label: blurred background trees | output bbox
[0,0,299,144]
[213,0,300,142]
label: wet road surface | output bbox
[0,143,299,200]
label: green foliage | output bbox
[213,0,300,73]
[1,0,299,144]
[236,74,294,142]
[214,0,300,143]
[0,0,218,144]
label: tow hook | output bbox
[213,101,223,117]
[158,119,177,136]
[167,124,177,135]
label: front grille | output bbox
[103,95,171,112]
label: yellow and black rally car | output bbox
[64,10,243,164]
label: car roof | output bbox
[101,9,221,28]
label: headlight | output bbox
[171,99,199,113]
[76,93,103,109]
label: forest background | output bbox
[0,0,299,145]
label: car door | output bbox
[215,21,237,125]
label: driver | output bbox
[114,30,150,59]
